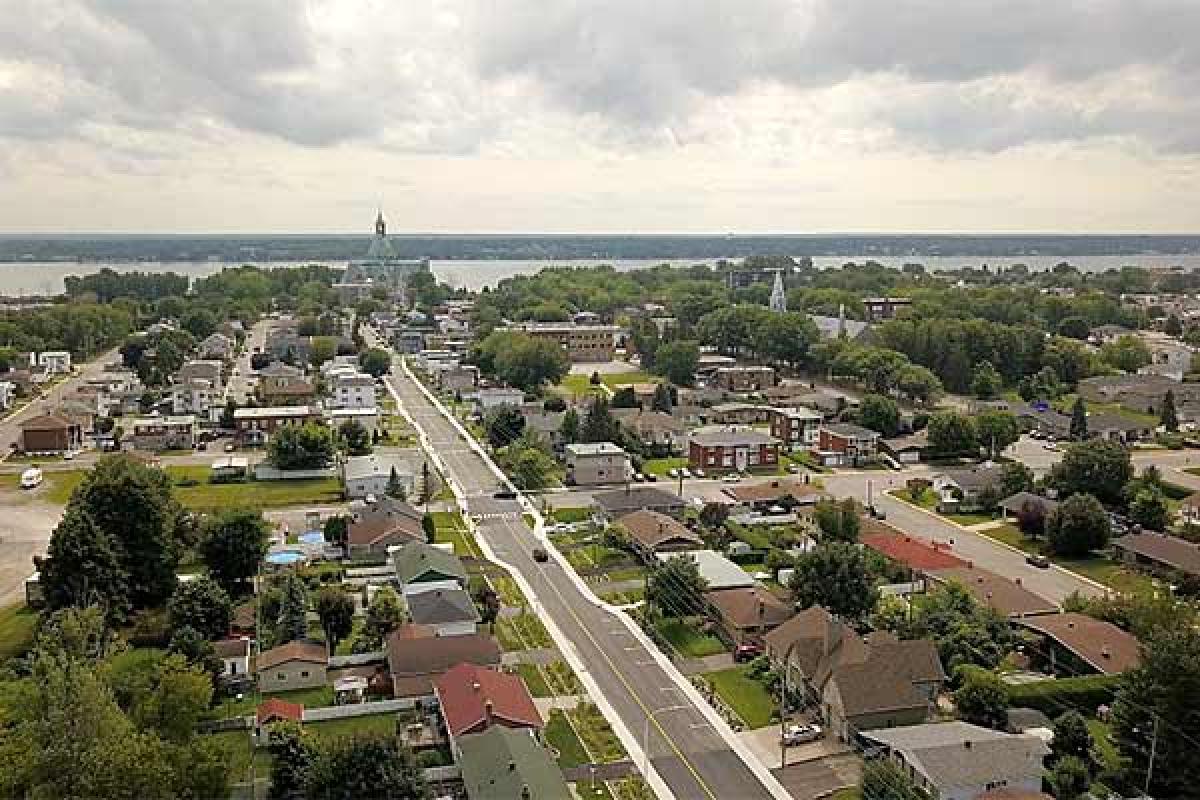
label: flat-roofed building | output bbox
[130,415,196,451]
[232,405,323,443]
[504,322,619,362]
[564,442,630,486]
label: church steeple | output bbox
[375,210,386,237]
[769,269,787,313]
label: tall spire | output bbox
[769,269,787,313]
[375,209,386,237]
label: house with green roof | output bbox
[457,726,570,800]
[392,541,468,597]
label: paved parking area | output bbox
[738,727,852,770]
[772,752,862,798]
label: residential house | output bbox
[346,496,425,556]
[1138,336,1193,381]
[385,625,502,699]
[393,541,468,596]
[687,426,781,472]
[808,311,871,341]
[1011,403,1071,439]
[213,637,252,679]
[861,529,967,572]
[435,364,479,392]
[259,362,316,406]
[255,697,305,731]
[329,371,377,410]
[768,406,823,449]
[130,415,196,451]
[616,509,703,559]
[932,465,1007,513]
[704,587,791,646]
[171,378,220,420]
[0,380,14,411]
[861,722,1050,800]
[232,405,322,444]
[405,588,480,637]
[342,453,416,500]
[456,726,570,800]
[1088,324,1130,345]
[18,412,84,454]
[722,479,827,513]
[564,442,630,486]
[926,566,1059,618]
[199,332,235,360]
[592,486,686,518]
[998,492,1059,523]
[612,409,684,454]
[881,429,932,464]
[862,296,913,322]
[176,359,224,389]
[521,408,566,451]
[1086,411,1153,443]
[1077,373,1200,413]
[330,407,381,437]
[1016,613,1141,676]
[815,423,880,467]
[257,641,328,692]
[708,402,772,425]
[1112,531,1200,578]
[37,350,72,374]
[474,388,525,412]
[434,663,542,742]
[711,366,776,392]
[655,550,754,592]
[764,607,944,740]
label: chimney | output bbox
[963,740,973,750]
[1014,578,1022,586]
[484,699,494,725]
[508,761,516,772]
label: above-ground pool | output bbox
[298,531,325,546]
[266,549,307,566]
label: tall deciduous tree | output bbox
[1046,493,1111,558]
[789,542,878,622]
[276,574,310,646]
[315,587,356,653]
[1070,396,1088,441]
[813,498,861,543]
[858,394,900,437]
[647,556,708,618]
[970,360,1002,399]
[358,347,392,378]
[35,508,130,623]
[953,666,1009,729]
[1050,439,1133,505]
[975,411,1020,457]
[363,586,405,647]
[485,406,525,449]
[167,577,232,640]
[927,411,978,457]
[268,423,335,470]
[305,734,429,800]
[200,507,270,592]
[653,340,700,386]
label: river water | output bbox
[3,253,1200,296]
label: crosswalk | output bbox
[474,511,522,521]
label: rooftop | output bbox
[406,588,480,627]
[704,587,791,630]
[257,640,328,671]
[457,726,570,800]
[1112,531,1200,575]
[862,531,967,571]
[655,550,754,591]
[689,426,780,448]
[928,565,1059,617]
[565,442,627,457]
[615,510,702,551]
[1017,612,1141,675]
[434,663,542,738]
[233,405,317,419]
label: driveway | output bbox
[739,728,853,771]
[0,490,62,606]
[772,753,862,799]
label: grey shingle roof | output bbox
[863,722,1050,792]
[405,588,480,626]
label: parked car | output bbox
[722,473,742,483]
[786,464,801,474]
[667,468,680,478]
[223,443,235,453]
[733,643,762,662]
[632,472,645,482]
[681,467,693,478]
[1026,553,1051,569]
[197,441,208,451]
[1043,442,1058,451]
[694,468,706,478]
[781,724,822,746]
[644,473,658,482]
[532,547,549,563]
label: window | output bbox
[277,673,286,681]
[300,671,310,678]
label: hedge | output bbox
[1006,673,1123,715]
[1160,481,1192,501]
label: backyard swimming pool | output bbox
[298,531,325,546]
[266,549,307,566]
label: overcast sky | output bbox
[2,0,1199,234]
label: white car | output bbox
[681,468,693,478]
[722,473,742,483]
[781,724,822,746]
[667,468,680,478]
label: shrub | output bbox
[1006,674,1122,715]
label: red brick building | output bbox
[687,427,780,472]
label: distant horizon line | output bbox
[3,231,1200,238]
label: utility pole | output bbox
[1144,715,1160,797]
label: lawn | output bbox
[726,520,772,550]
[828,788,862,800]
[982,524,1157,596]
[431,511,479,557]
[0,469,84,505]
[600,587,645,605]
[546,710,591,768]
[551,506,593,524]
[492,574,528,608]
[705,666,775,729]
[516,663,552,697]
[594,566,645,584]
[0,604,38,662]
[600,371,658,389]
[163,466,345,511]
[557,374,607,398]
[891,487,998,526]
[307,712,399,740]
[654,618,727,658]
[642,457,687,477]
[495,614,552,650]
[214,685,337,719]
[565,545,631,571]
[1087,718,1126,777]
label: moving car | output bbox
[19,467,43,490]
[1026,553,1051,569]
[532,547,549,563]
[781,724,822,746]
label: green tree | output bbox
[1070,396,1088,441]
[339,419,372,456]
[1058,315,1091,339]
[485,406,526,449]
[168,577,232,640]
[611,386,639,408]
[953,666,1009,728]
[1129,485,1170,531]
[131,653,215,744]
[814,498,861,543]
[789,542,879,623]
[1112,626,1200,798]
[647,556,708,618]
[1161,388,1179,432]
[895,363,943,406]
[559,408,580,444]
[220,399,237,429]
[363,586,405,647]
[1050,439,1133,505]
[1165,313,1183,336]
[276,574,310,646]
[971,360,1003,399]
[878,583,1014,672]
[180,308,218,339]
[323,515,349,549]
[975,411,1020,457]
[927,411,978,457]
[358,347,392,378]
[200,507,270,592]
[421,513,436,543]
[1046,755,1091,800]
[315,587,355,653]
[309,335,338,367]
[858,394,900,436]
[498,435,559,490]
[999,462,1035,497]
[483,331,569,391]
[268,422,336,470]
[34,508,130,623]
[651,382,673,413]
[267,721,316,800]
[386,466,407,500]
[1049,711,1093,766]
[1101,334,1152,373]
[582,396,620,443]
[305,734,429,800]
[1046,493,1111,558]
[862,759,930,800]
[653,340,700,386]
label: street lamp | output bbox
[643,705,688,777]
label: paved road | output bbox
[0,347,120,455]
[225,320,268,404]
[377,345,780,800]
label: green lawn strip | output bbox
[599,371,658,389]
[306,712,399,740]
[544,660,583,696]
[333,617,366,656]
[593,566,645,584]
[174,476,344,511]
[551,506,593,524]
[495,614,552,651]
[726,521,771,550]
[642,457,687,477]
[0,605,38,662]
[205,728,264,782]
[945,511,999,526]
[890,487,999,527]
[980,524,1157,596]
[567,703,627,763]
[828,788,862,800]
[545,710,590,768]
[215,685,337,719]
[516,663,552,697]
[704,666,776,729]
[491,574,529,608]
[654,618,727,657]
[600,587,645,605]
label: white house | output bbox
[199,333,235,360]
[213,638,252,679]
[342,453,415,500]
[171,378,221,420]
[329,372,377,410]
[37,351,72,374]
[0,381,14,411]
[862,722,1049,800]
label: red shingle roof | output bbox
[434,663,542,737]
[257,640,328,671]
[862,531,966,571]
[256,697,304,725]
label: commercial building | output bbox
[130,415,197,451]
[564,442,631,485]
[711,366,776,392]
[504,322,619,362]
[232,405,323,443]
[18,412,84,454]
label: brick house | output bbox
[815,423,880,467]
[768,406,822,449]
[232,405,323,444]
[19,412,84,454]
[687,427,780,472]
